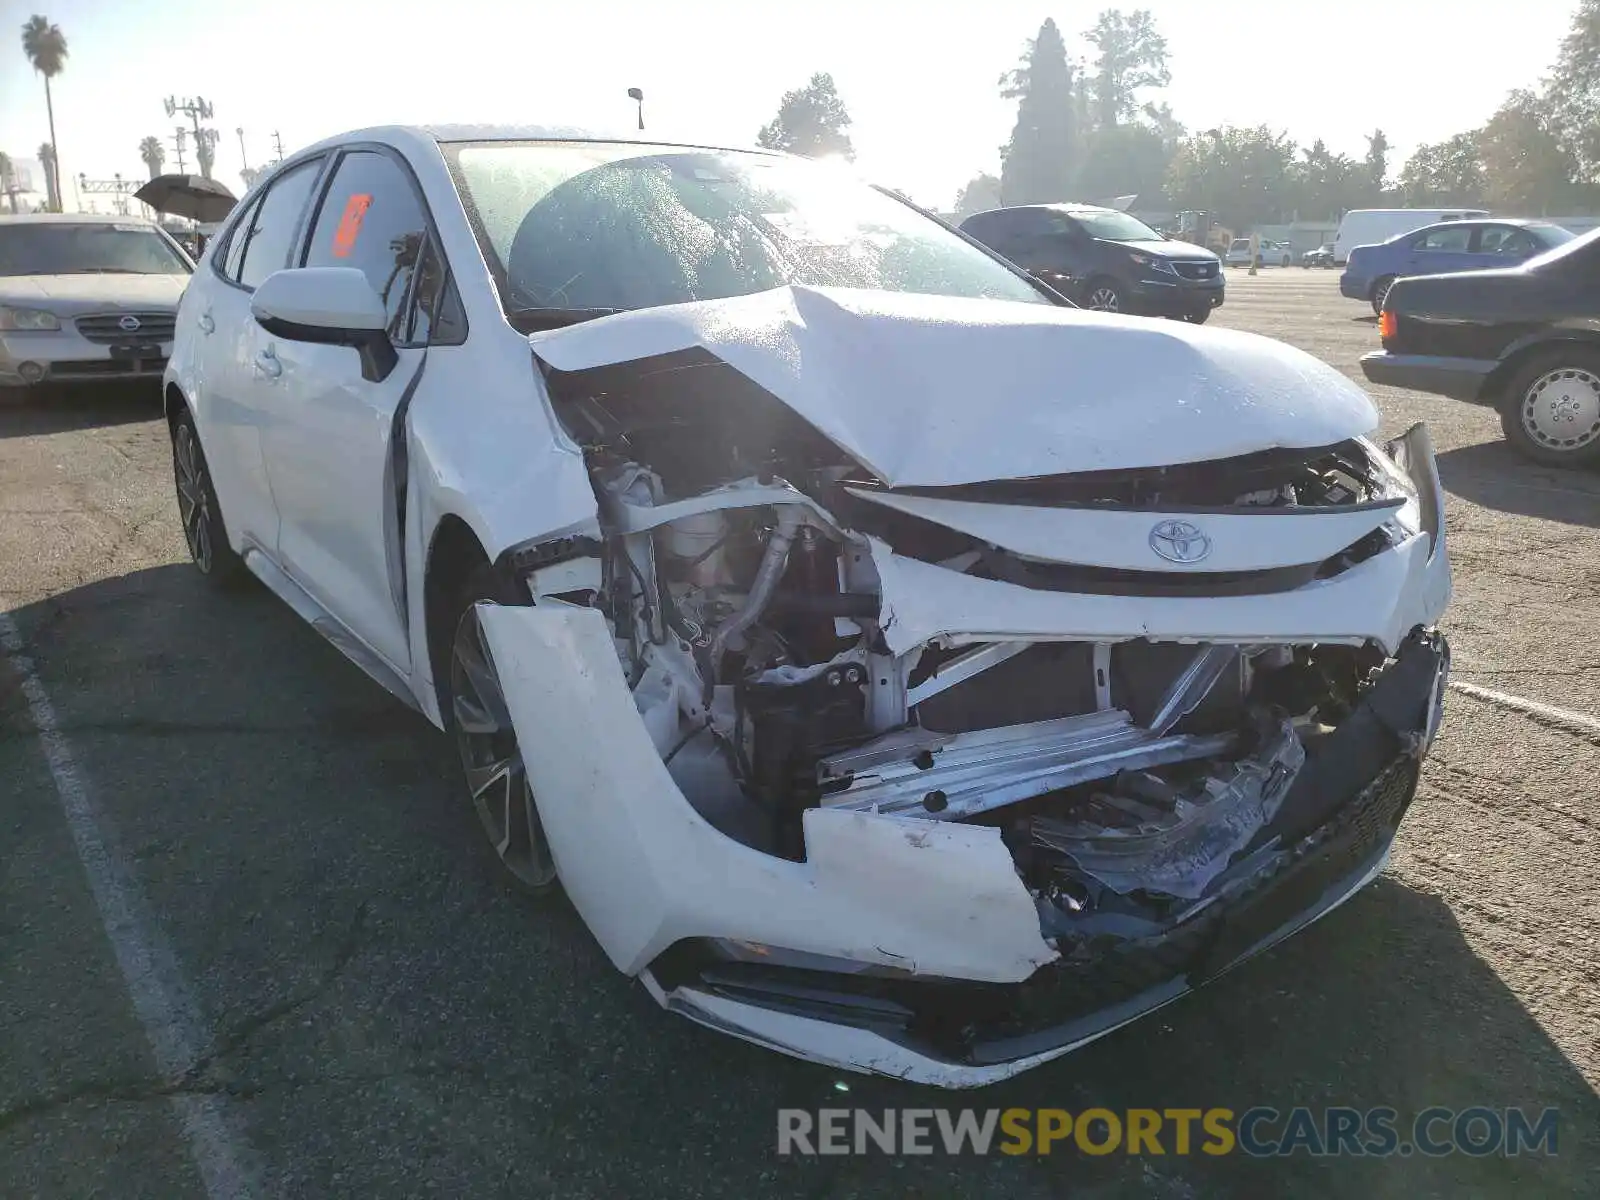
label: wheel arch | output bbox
[164,381,189,431]
[422,513,494,723]
[1484,332,1600,402]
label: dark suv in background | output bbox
[959,204,1225,322]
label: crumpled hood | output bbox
[529,285,1378,487]
[0,273,188,313]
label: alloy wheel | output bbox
[1372,277,1395,315]
[450,603,558,889]
[173,423,213,573]
[1521,366,1600,453]
[1087,286,1120,312]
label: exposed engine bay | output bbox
[529,355,1436,943]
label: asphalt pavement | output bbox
[2,270,1597,1198]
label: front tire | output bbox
[446,568,560,894]
[1499,350,1600,468]
[1083,278,1124,313]
[171,409,248,589]
[1370,275,1397,315]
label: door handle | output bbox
[254,346,282,379]
[197,312,215,335]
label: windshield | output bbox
[0,223,192,277]
[444,141,1046,314]
[1071,210,1162,242]
[1524,224,1600,271]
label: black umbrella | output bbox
[133,174,238,223]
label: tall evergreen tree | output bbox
[999,19,1077,205]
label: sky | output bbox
[0,0,1582,212]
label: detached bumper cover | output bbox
[1360,350,1496,404]
[646,629,1447,1087]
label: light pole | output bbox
[237,127,250,172]
[627,87,644,131]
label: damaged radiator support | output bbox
[818,709,1235,821]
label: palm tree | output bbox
[37,142,58,211]
[21,15,68,212]
[0,152,16,213]
[139,135,165,181]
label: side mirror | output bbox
[250,267,398,382]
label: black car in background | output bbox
[959,204,1225,322]
[1360,226,1600,468]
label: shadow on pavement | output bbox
[3,564,1594,1198]
[1436,440,1600,527]
[0,381,163,440]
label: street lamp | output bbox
[627,87,644,131]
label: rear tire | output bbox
[1498,349,1600,468]
[1370,276,1397,315]
[170,408,248,589]
[1183,308,1212,325]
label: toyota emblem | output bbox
[1148,519,1212,564]
[117,314,142,332]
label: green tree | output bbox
[1165,126,1296,231]
[1479,89,1585,213]
[138,135,165,181]
[20,15,67,212]
[1363,128,1390,197]
[1141,100,1185,147]
[1397,133,1486,206]
[1076,122,1171,207]
[756,73,855,160]
[1085,9,1171,130]
[1546,0,1600,183]
[952,171,1001,215]
[999,18,1077,205]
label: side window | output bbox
[1479,226,1535,256]
[1413,226,1471,253]
[404,235,467,346]
[303,150,431,342]
[217,196,260,282]
[237,159,323,289]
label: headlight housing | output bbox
[1129,253,1176,275]
[0,305,62,332]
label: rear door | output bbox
[1399,224,1478,277]
[253,145,454,671]
[194,156,326,555]
[1471,224,1542,267]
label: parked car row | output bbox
[1361,224,1600,467]
[1340,218,1575,314]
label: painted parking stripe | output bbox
[1448,678,1600,737]
[0,609,259,1199]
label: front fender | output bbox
[477,603,1059,982]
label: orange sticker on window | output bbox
[330,193,372,258]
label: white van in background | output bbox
[1333,208,1490,264]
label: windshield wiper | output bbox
[507,306,623,333]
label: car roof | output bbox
[959,203,1125,229]
[286,123,780,164]
[0,212,160,226]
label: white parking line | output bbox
[0,610,259,1199]
[1448,678,1600,736]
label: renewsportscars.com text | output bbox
[776,1106,1559,1158]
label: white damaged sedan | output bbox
[164,126,1451,1087]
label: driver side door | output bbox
[251,146,457,673]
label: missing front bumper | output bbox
[647,628,1447,1085]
